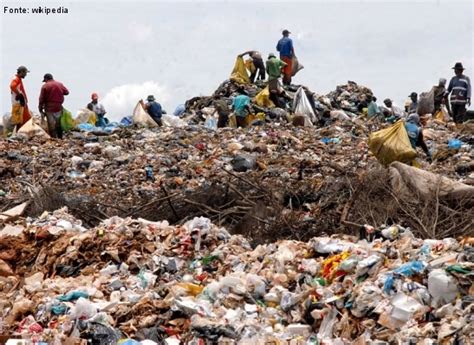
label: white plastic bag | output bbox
[428,269,459,307]
[132,102,158,127]
[293,87,316,124]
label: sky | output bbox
[1,0,473,121]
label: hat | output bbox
[91,93,99,100]
[407,113,420,125]
[268,53,276,59]
[17,66,30,73]
[43,73,53,82]
[408,92,417,98]
[282,29,291,35]
[452,62,465,70]
[147,95,155,102]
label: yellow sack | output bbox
[433,105,449,125]
[11,104,24,125]
[255,86,275,108]
[245,112,266,126]
[245,59,256,73]
[230,56,250,84]
[228,114,237,128]
[368,120,417,166]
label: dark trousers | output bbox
[269,92,284,108]
[217,113,229,128]
[451,104,467,123]
[152,117,163,127]
[236,116,247,128]
[46,111,63,139]
[249,58,266,83]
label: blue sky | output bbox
[1,0,473,120]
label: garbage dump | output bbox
[0,209,473,344]
[1,76,473,343]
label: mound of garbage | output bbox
[0,209,472,344]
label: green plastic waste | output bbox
[60,107,74,132]
[446,264,471,274]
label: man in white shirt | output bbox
[87,93,107,127]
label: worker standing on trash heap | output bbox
[232,88,251,128]
[447,62,471,128]
[407,92,418,114]
[140,95,166,127]
[405,113,432,162]
[266,53,290,108]
[10,66,32,131]
[87,93,107,127]
[432,78,448,114]
[213,95,230,128]
[240,51,266,83]
[38,73,69,139]
[276,29,294,85]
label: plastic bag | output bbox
[255,87,275,108]
[368,120,417,165]
[291,55,304,77]
[417,88,435,115]
[17,118,50,138]
[433,105,449,124]
[75,109,96,125]
[244,59,255,73]
[204,116,217,130]
[60,108,74,132]
[132,102,158,127]
[229,56,250,84]
[428,269,459,307]
[293,87,316,124]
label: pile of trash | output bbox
[1,110,473,241]
[181,79,374,128]
[0,209,472,344]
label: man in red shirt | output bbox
[10,66,32,130]
[38,73,69,138]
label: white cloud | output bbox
[128,21,153,42]
[101,81,170,121]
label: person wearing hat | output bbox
[407,92,418,114]
[87,93,107,127]
[240,51,266,83]
[447,62,471,125]
[276,29,294,85]
[405,113,431,162]
[266,53,289,108]
[10,66,31,130]
[38,73,69,138]
[140,95,166,127]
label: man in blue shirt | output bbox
[143,95,166,127]
[276,29,294,85]
[405,114,431,161]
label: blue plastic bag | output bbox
[448,139,463,150]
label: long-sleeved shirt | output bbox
[146,101,164,120]
[266,58,287,81]
[447,75,471,104]
[276,37,294,58]
[39,80,69,113]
